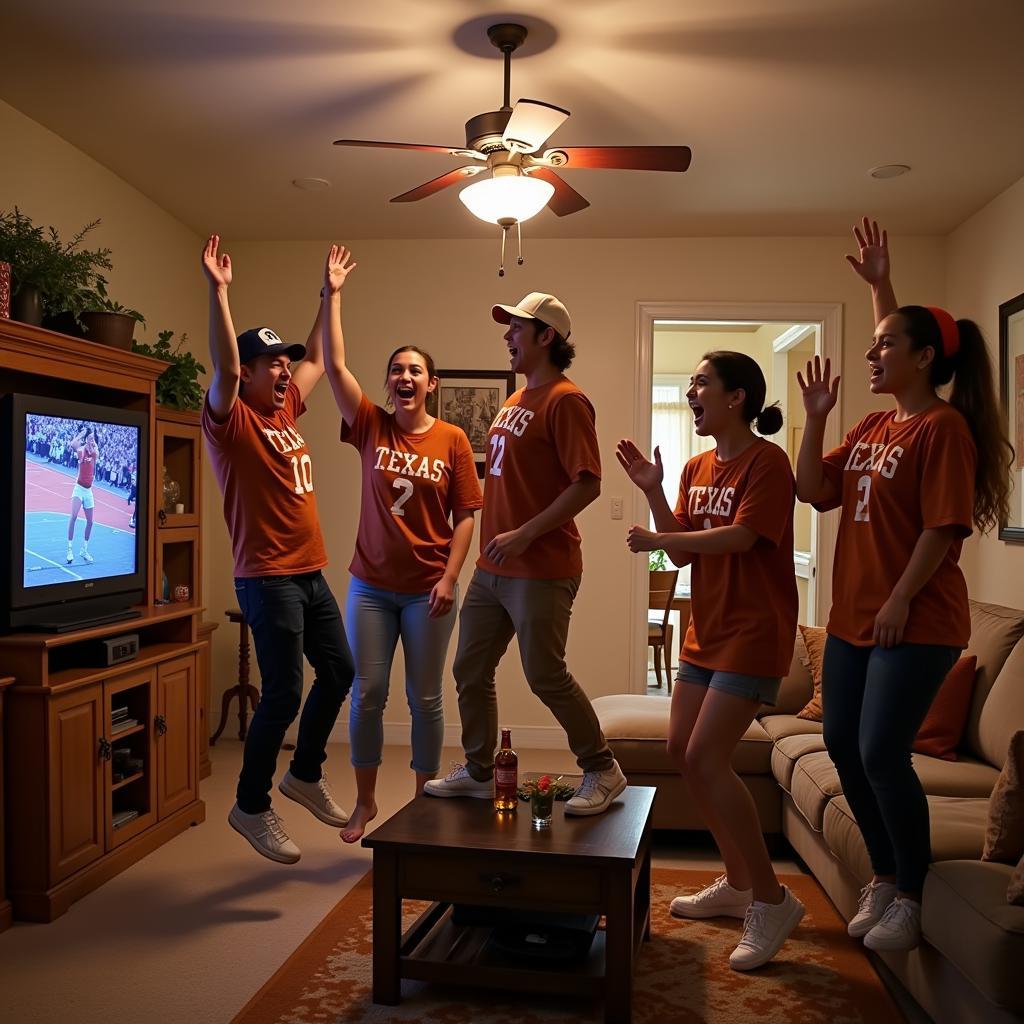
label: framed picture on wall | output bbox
[999,290,1024,542]
[427,369,516,478]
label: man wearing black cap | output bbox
[201,234,356,863]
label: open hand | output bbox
[324,244,357,294]
[201,234,232,288]
[616,439,664,493]
[846,217,889,285]
[797,355,840,420]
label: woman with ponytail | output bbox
[797,219,1013,952]
[619,351,804,971]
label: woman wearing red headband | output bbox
[796,219,1013,952]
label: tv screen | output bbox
[23,414,141,588]
[1,394,148,632]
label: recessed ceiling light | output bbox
[868,164,911,179]
[292,177,331,191]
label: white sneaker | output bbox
[278,770,349,827]
[228,804,301,864]
[80,550,94,563]
[863,896,921,952]
[848,880,898,938]
[423,763,493,799]
[729,886,805,971]
[66,549,73,564]
[564,761,627,816]
[670,874,752,920]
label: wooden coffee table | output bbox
[363,785,654,1024]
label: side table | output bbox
[209,609,259,745]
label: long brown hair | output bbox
[899,305,1014,533]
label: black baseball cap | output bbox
[236,327,306,365]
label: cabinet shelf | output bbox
[111,771,146,792]
[110,723,146,741]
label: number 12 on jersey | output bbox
[489,434,506,476]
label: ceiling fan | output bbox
[334,22,692,274]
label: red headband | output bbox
[925,306,960,359]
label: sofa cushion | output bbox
[593,694,773,775]
[923,860,1024,1014]
[982,730,1024,863]
[912,655,977,761]
[823,795,988,884]
[771,732,829,793]
[759,714,824,742]
[974,640,1024,770]
[963,600,1024,763]
[795,625,826,721]
[791,750,843,830]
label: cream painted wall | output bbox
[220,233,945,744]
[946,173,1024,607]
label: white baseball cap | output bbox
[492,292,572,339]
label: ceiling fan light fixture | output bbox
[458,173,554,224]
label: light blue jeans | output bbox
[345,576,457,774]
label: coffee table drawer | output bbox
[401,854,601,908]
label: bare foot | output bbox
[340,801,378,844]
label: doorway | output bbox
[630,301,843,696]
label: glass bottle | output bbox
[493,728,518,812]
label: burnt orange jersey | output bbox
[818,401,975,647]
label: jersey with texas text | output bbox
[478,376,601,579]
[203,382,327,578]
[342,395,482,592]
[675,439,798,678]
[76,444,97,487]
[818,402,976,647]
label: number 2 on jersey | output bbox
[390,478,414,517]
[290,454,313,494]
[854,475,871,522]
[489,434,506,476]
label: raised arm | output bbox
[320,244,362,425]
[846,217,897,325]
[290,300,326,405]
[69,426,86,455]
[795,356,841,506]
[201,234,240,422]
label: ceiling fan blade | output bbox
[527,167,590,217]
[334,139,464,155]
[549,146,692,172]
[502,99,571,154]
[390,165,484,203]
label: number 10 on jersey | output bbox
[291,454,313,494]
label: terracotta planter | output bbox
[80,310,137,350]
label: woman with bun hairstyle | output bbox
[321,245,483,843]
[619,351,803,972]
[797,219,1013,952]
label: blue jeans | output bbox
[345,577,457,774]
[822,635,959,894]
[233,571,354,814]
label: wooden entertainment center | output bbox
[0,319,208,922]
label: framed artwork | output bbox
[427,369,516,478]
[999,290,1024,542]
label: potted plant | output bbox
[78,277,146,350]
[649,549,669,572]
[131,329,206,411]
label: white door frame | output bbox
[629,300,843,695]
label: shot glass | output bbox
[530,787,554,828]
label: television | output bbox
[0,393,149,632]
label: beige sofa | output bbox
[594,599,1024,1024]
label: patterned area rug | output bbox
[232,868,904,1024]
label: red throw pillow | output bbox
[912,655,977,762]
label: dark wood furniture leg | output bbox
[210,610,259,745]
[373,849,401,1005]
[604,865,635,1024]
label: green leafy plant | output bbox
[649,549,669,572]
[132,330,206,411]
[82,276,146,324]
[0,207,112,316]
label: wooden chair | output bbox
[649,569,679,692]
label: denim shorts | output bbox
[676,659,782,706]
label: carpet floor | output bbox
[232,867,905,1024]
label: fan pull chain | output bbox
[498,223,510,277]
[516,220,524,266]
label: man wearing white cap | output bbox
[425,292,626,814]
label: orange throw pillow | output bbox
[796,625,826,722]
[912,656,977,762]
[983,730,1024,864]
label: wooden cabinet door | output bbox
[105,668,158,850]
[48,685,105,883]
[157,654,197,819]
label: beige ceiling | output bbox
[2,0,1022,241]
